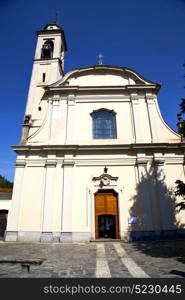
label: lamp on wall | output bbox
[177,113,185,141]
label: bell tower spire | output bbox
[25,23,67,116]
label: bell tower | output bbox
[25,23,67,116]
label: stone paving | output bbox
[0,240,184,278]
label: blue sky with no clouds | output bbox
[0,0,185,180]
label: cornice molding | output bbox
[45,159,57,167]
[15,160,26,168]
[153,159,165,166]
[62,159,75,166]
[12,142,185,153]
[45,85,159,93]
[136,158,149,165]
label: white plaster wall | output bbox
[0,201,11,210]
[72,164,140,235]
[71,159,185,234]
[149,99,179,142]
[26,92,180,146]
[19,166,45,231]
[68,73,131,86]
[6,165,25,232]
[138,98,152,142]
[164,163,185,228]
[6,152,185,236]
[74,101,133,143]
[28,99,67,144]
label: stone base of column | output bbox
[60,232,91,242]
[6,231,42,242]
[40,232,60,242]
[124,229,185,242]
[18,231,41,242]
[5,231,18,242]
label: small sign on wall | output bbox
[128,216,137,224]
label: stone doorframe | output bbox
[87,168,124,240]
[94,190,119,239]
[90,186,124,240]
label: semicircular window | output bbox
[92,110,117,139]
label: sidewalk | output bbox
[0,240,184,278]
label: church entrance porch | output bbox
[95,190,119,239]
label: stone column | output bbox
[5,159,26,241]
[40,159,57,242]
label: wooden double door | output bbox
[95,191,119,239]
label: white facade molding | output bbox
[136,160,153,230]
[153,158,165,166]
[5,165,25,240]
[130,93,139,103]
[41,163,56,236]
[88,177,124,240]
[60,163,75,236]
[153,159,172,230]
[130,93,145,143]
[45,159,57,167]
[15,160,26,168]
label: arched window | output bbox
[41,40,54,59]
[91,109,117,139]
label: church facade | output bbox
[5,23,185,242]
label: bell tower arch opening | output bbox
[41,40,54,59]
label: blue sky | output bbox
[1,0,185,181]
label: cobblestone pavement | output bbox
[0,240,184,278]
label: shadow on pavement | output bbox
[130,240,185,264]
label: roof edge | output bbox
[48,65,161,89]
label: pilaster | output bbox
[49,95,61,144]
[60,157,75,241]
[136,159,153,231]
[153,159,172,230]
[146,94,158,142]
[41,159,57,242]
[5,160,26,242]
[130,94,144,143]
[66,94,75,142]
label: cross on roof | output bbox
[97,53,104,65]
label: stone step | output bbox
[90,239,125,243]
